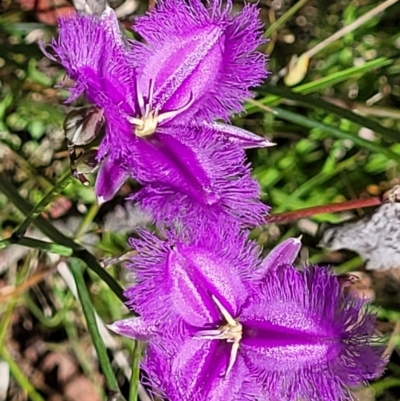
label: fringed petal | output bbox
[132,0,267,122]
[257,237,302,277]
[123,226,260,331]
[198,121,274,149]
[241,265,386,401]
[143,340,256,401]
[128,126,268,227]
[41,9,135,108]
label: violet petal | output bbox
[129,127,268,227]
[199,121,274,149]
[258,237,302,276]
[107,317,156,341]
[241,265,386,401]
[123,226,260,332]
[143,339,255,401]
[133,0,267,122]
[95,156,129,204]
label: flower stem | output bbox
[69,259,122,397]
[0,174,125,302]
[14,171,72,237]
[1,348,46,401]
[264,0,310,37]
[129,341,143,401]
[0,235,73,256]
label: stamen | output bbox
[194,329,226,339]
[226,341,239,376]
[157,92,195,124]
[136,81,145,116]
[127,92,195,138]
[195,295,242,378]
[211,295,236,326]
[147,79,155,113]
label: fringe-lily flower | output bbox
[42,2,270,226]
[110,231,385,401]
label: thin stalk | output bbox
[64,314,105,399]
[263,86,400,144]
[0,253,32,349]
[266,197,382,224]
[249,102,399,161]
[69,259,121,395]
[129,341,143,401]
[75,202,99,239]
[264,0,310,37]
[245,58,392,114]
[24,292,68,328]
[0,174,125,301]
[334,256,364,274]
[14,171,71,237]
[305,0,400,59]
[1,348,46,401]
[0,236,73,256]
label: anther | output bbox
[194,295,242,377]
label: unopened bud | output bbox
[75,149,100,174]
[64,106,104,146]
[337,273,360,288]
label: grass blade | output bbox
[0,174,125,301]
[270,106,399,161]
[245,57,392,114]
[69,259,121,396]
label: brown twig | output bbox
[266,197,383,224]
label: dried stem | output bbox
[266,197,382,224]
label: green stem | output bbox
[24,292,68,327]
[64,314,105,399]
[0,236,73,256]
[1,348,46,401]
[270,106,399,161]
[0,254,32,349]
[264,85,400,144]
[264,0,310,37]
[15,171,72,237]
[0,174,125,301]
[245,58,392,114]
[69,259,121,395]
[75,202,99,239]
[273,153,361,213]
[129,341,143,401]
[304,0,400,59]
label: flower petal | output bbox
[123,226,260,332]
[168,242,251,326]
[257,237,302,277]
[199,121,274,149]
[241,265,386,401]
[143,339,254,401]
[108,317,156,341]
[95,156,129,204]
[132,0,267,122]
[42,9,135,106]
[129,126,268,227]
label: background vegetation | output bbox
[1,0,400,400]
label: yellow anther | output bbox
[195,295,242,377]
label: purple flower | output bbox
[110,232,385,401]
[132,0,268,123]
[41,4,270,226]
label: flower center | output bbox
[128,79,195,138]
[195,295,242,377]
